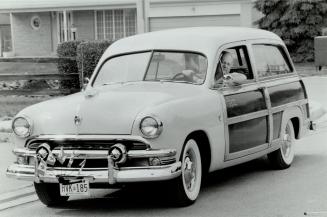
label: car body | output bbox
[7,27,312,206]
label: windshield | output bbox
[93,51,207,87]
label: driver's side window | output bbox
[214,45,253,85]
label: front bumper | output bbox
[7,162,181,184]
[6,148,182,184]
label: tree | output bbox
[254,0,327,62]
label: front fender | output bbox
[131,89,226,170]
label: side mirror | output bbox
[82,77,90,91]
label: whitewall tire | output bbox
[268,120,295,169]
[172,138,202,206]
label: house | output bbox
[0,0,258,57]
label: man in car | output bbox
[215,51,247,87]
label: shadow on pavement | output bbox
[44,151,326,216]
[49,157,274,214]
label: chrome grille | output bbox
[28,141,147,151]
[50,158,108,169]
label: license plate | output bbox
[60,180,90,196]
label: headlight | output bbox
[12,116,33,138]
[140,116,163,139]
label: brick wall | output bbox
[73,11,95,41]
[11,12,53,56]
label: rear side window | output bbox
[252,44,293,78]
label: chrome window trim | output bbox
[211,40,257,89]
[91,49,209,87]
[257,75,300,87]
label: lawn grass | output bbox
[0,95,56,118]
[294,63,327,77]
[0,62,58,75]
[0,62,60,118]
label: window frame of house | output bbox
[94,8,137,41]
[57,11,74,43]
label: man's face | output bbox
[221,54,233,74]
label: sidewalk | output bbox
[0,140,32,194]
[302,77,327,129]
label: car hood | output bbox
[21,82,204,135]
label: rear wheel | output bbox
[268,120,295,169]
[34,182,69,206]
[171,139,202,206]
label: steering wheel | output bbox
[172,73,188,80]
[172,70,202,82]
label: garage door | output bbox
[149,15,240,32]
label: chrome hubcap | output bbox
[183,153,196,191]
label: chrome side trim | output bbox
[225,143,269,161]
[271,99,308,113]
[227,110,269,125]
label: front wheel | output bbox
[268,120,295,169]
[34,182,69,206]
[171,139,202,206]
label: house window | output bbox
[95,9,137,40]
[58,11,73,42]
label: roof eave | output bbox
[0,2,137,13]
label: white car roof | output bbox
[103,26,283,58]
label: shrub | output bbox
[254,0,327,63]
[57,40,83,92]
[76,40,112,86]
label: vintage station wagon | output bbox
[7,27,312,206]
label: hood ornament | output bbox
[74,115,82,126]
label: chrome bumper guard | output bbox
[6,148,182,184]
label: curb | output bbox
[0,184,38,211]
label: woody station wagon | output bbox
[7,27,313,206]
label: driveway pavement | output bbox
[0,141,32,194]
